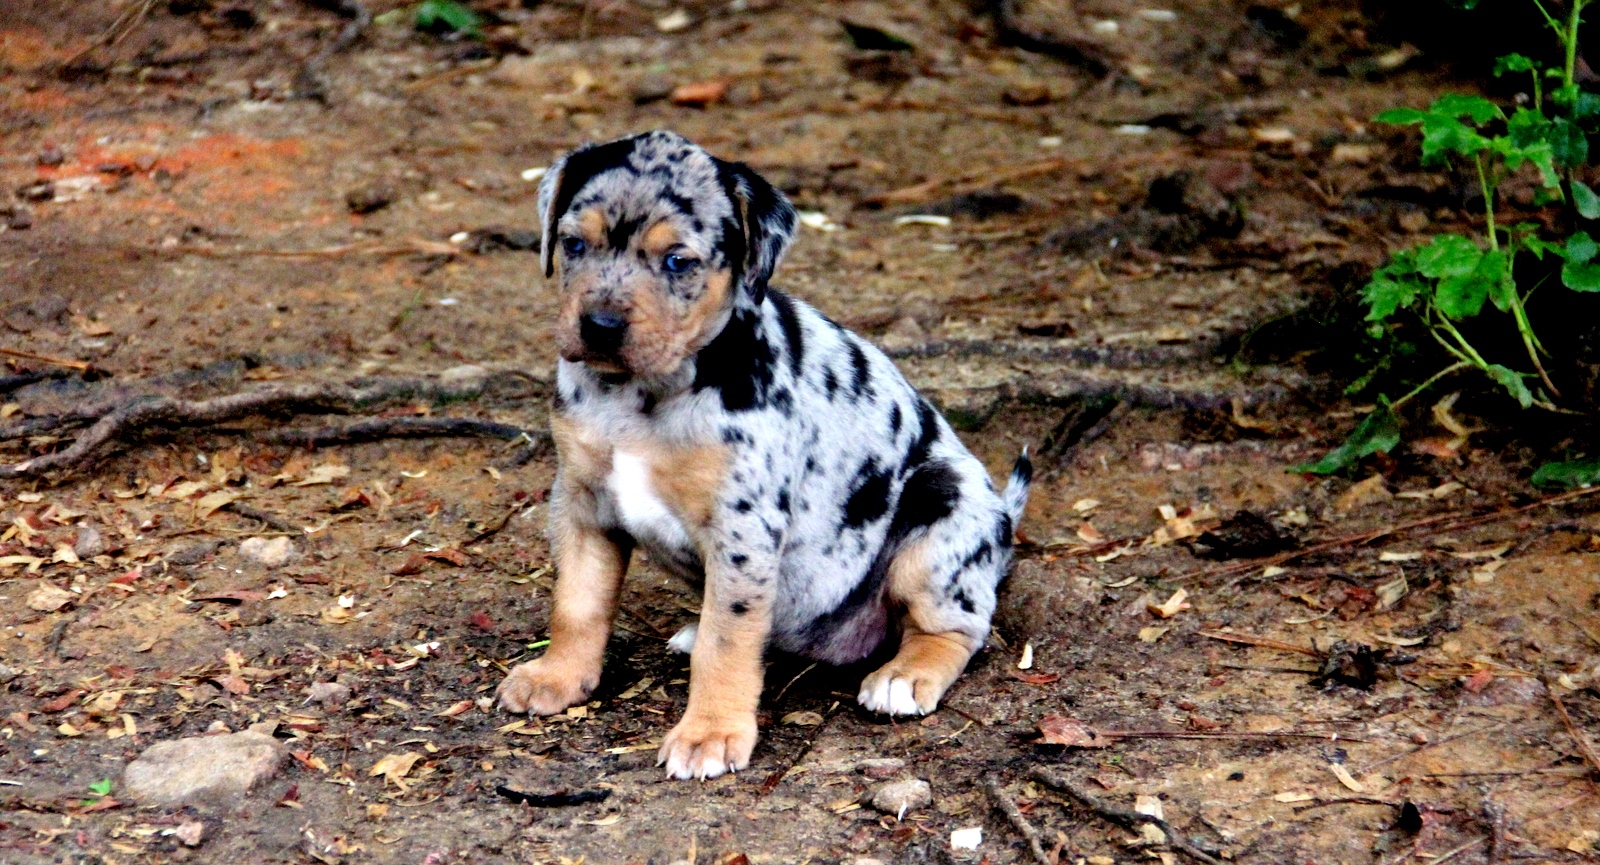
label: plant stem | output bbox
[1435,314,1492,370]
[1565,0,1587,92]
[1510,298,1562,395]
[1390,361,1472,412]
[1476,154,1498,250]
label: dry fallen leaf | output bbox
[1376,573,1408,609]
[1137,626,1170,643]
[1037,714,1112,748]
[193,489,242,519]
[577,813,623,826]
[1072,498,1100,513]
[781,711,824,726]
[26,582,74,612]
[1134,794,1167,843]
[1273,791,1313,803]
[1329,762,1366,792]
[670,79,728,106]
[370,752,423,788]
[1147,588,1190,619]
[434,700,474,718]
[293,464,351,487]
[1076,522,1106,544]
[617,677,655,700]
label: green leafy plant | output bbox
[414,0,482,37]
[1296,0,1600,476]
[88,778,113,797]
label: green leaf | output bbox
[1546,117,1589,168]
[1564,232,1600,289]
[415,0,481,35]
[1523,235,1567,259]
[1435,272,1493,318]
[1479,249,1515,312]
[1289,401,1401,475]
[1375,107,1428,125]
[1361,249,1425,321]
[1414,234,1482,279]
[1494,53,1537,75]
[1568,230,1599,264]
[1531,456,1600,488]
[1574,179,1600,219]
[1485,364,1534,407]
[1419,116,1491,162]
[1430,94,1504,124]
[1573,91,1600,121]
[88,779,113,797]
[1506,106,1551,148]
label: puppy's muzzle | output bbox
[579,310,628,357]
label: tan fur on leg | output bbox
[858,539,981,716]
[498,423,630,715]
[658,574,769,780]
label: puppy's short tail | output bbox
[1002,446,1033,528]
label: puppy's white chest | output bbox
[607,450,692,549]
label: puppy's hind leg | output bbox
[858,482,1016,716]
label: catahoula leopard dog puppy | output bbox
[497,130,1032,780]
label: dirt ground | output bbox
[3,1,1600,863]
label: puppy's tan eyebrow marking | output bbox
[642,220,681,258]
[575,208,607,247]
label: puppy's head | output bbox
[537,130,797,378]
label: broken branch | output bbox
[1029,766,1223,865]
[985,775,1053,865]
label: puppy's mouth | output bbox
[560,347,631,375]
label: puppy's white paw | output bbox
[857,672,926,717]
[666,621,699,654]
[657,709,756,780]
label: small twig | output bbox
[861,157,1070,208]
[1197,630,1322,657]
[1180,485,1600,587]
[985,775,1052,865]
[221,502,299,533]
[1291,796,1403,812]
[61,0,158,67]
[1430,837,1487,865]
[466,503,526,547]
[771,662,819,705]
[0,370,70,395]
[1029,766,1223,865]
[45,612,80,660]
[403,59,500,93]
[1547,681,1600,779]
[0,348,91,373]
[1356,722,1508,774]
[991,0,1115,75]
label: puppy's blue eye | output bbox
[663,253,696,274]
[561,236,586,257]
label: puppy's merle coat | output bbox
[496,131,1031,780]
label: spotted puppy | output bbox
[497,130,1031,780]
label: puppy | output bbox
[497,131,1031,780]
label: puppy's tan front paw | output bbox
[496,658,596,715]
[858,661,949,717]
[658,710,757,780]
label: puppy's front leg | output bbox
[659,557,772,780]
[498,513,631,715]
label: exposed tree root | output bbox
[1029,766,1224,865]
[0,371,542,480]
[241,416,536,447]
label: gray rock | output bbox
[858,757,906,779]
[73,525,105,559]
[870,778,932,817]
[0,663,18,685]
[123,731,286,807]
[238,536,297,568]
[305,681,350,707]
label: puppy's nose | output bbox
[579,310,628,353]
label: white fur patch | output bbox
[666,622,698,654]
[607,449,692,550]
[857,673,926,716]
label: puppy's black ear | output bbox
[716,159,798,303]
[537,138,641,278]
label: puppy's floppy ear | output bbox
[716,159,798,303]
[537,137,642,278]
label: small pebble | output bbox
[858,757,906,779]
[36,145,64,167]
[239,536,298,569]
[871,778,932,816]
[345,183,396,215]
